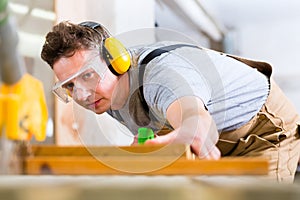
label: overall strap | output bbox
[226,54,273,78]
[138,44,199,113]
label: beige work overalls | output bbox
[217,55,300,183]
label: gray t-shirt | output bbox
[108,42,269,134]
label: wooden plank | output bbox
[25,156,269,175]
[29,144,194,159]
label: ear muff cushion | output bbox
[104,37,131,75]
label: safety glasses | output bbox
[52,54,107,103]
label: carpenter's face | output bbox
[53,49,119,114]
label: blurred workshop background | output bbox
[1,0,300,172]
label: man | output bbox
[41,21,300,182]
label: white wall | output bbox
[155,1,211,47]
[56,0,155,34]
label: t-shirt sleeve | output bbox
[143,53,212,117]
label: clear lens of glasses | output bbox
[52,55,107,103]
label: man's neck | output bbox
[111,72,129,110]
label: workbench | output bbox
[0,175,299,200]
[24,144,268,176]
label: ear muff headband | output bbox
[78,21,131,75]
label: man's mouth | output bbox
[87,98,101,109]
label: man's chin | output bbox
[89,106,107,114]
[95,109,106,114]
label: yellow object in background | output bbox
[0,73,48,141]
[0,95,4,134]
[3,94,20,140]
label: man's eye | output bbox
[63,82,74,91]
[82,71,94,80]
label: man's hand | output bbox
[144,126,221,160]
[145,96,221,160]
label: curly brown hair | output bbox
[41,21,110,68]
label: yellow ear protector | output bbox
[79,21,131,75]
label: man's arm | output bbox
[146,96,221,159]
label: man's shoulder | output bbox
[129,41,200,56]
